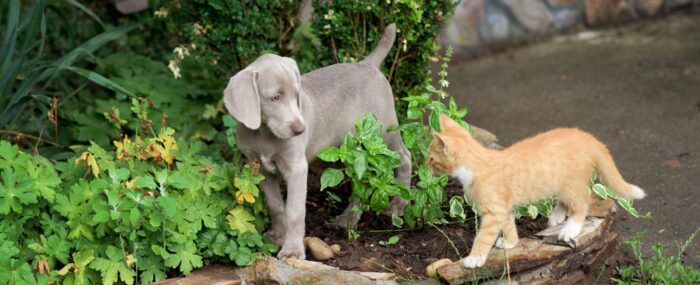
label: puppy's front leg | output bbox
[260,174,285,245]
[277,159,308,260]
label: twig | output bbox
[0,130,64,148]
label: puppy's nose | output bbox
[291,121,305,136]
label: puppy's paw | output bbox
[461,255,487,268]
[385,196,408,216]
[334,209,362,229]
[557,220,583,242]
[495,237,516,249]
[277,243,306,260]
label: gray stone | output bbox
[502,0,554,32]
[114,0,148,14]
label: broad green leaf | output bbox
[318,147,342,162]
[226,206,257,234]
[165,241,203,275]
[90,246,134,285]
[320,168,344,191]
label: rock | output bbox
[240,256,296,285]
[548,0,584,6]
[436,238,571,284]
[502,0,554,32]
[444,0,485,48]
[330,244,342,254]
[635,0,664,16]
[470,125,501,149]
[114,0,148,14]
[355,272,398,281]
[304,237,334,261]
[425,258,452,278]
[585,0,635,26]
[286,258,337,272]
[290,270,379,285]
[150,264,241,285]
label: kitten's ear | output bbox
[431,133,449,154]
[439,114,459,130]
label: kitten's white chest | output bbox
[451,166,474,194]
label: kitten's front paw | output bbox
[557,220,583,242]
[461,255,487,268]
[495,237,516,249]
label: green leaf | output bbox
[318,147,342,162]
[320,168,344,191]
[353,155,367,180]
[224,240,253,266]
[134,176,156,189]
[527,204,539,219]
[90,246,134,285]
[226,206,257,234]
[379,235,400,246]
[449,197,466,220]
[391,214,404,228]
[158,195,178,218]
[65,66,136,98]
[165,241,203,275]
[428,110,441,131]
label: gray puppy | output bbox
[223,24,410,260]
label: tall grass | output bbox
[0,0,137,131]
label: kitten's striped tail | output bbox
[595,146,646,200]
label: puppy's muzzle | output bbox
[291,121,306,136]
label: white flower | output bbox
[154,7,169,18]
[168,59,181,78]
[173,45,190,59]
[440,80,450,88]
[193,23,206,36]
[323,24,331,30]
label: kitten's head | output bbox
[427,115,468,175]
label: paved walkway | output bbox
[448,11,700,267]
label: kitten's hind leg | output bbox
[548,201,568,227]
[558,202,588,242]
[495,214,518,249]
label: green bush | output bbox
[159,0,456,119]
[0,99,276,284]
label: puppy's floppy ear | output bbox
[223,68,261,129]
[282,57,302,109]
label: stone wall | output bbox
[443,0,699,53]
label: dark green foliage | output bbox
[162,0,302,76]
[308,0,457,119]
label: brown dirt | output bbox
[303,165,549,280]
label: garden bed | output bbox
[304,176,550,280]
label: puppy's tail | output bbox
[361,23,396,68]
[594,145,646,200]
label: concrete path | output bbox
[448,11,700,267]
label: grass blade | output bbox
[64,66,136,98]
[63,0,105,29]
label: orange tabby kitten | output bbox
[427,115,645,268]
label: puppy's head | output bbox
[223,54,305,139]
